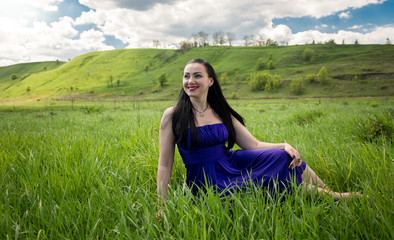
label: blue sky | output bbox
[273,0,394,34]
[0,0,393,66]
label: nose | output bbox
[188,76,196,84]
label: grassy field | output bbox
[0,97,393,239]
[1,44,393,102]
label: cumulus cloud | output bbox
[0,0,391,66]
[80,0,179,11]
[0,16,114,65]
[289,25,394,45]
[339,11,352,19]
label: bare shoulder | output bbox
[160,106,175,129]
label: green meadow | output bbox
[1,44,393,102]
[1,98,393,239]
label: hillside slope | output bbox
[0,45,393,101]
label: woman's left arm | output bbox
[233,117,301,167]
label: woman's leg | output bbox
[302,165,331,190]
[301,165,362,200]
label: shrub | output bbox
[234,71,242,82]
[303,48,315,62]
[354,110,393,142]
[306,73,317,83]
[290,77,304,94]
[220,72,228,85]
[158,73,168,86]
[152,82,162,93]
[291,109,324,125]
[272,74,283,88]
[26,86,31,92]
[317,66,328,83]
[352,75,359,81]
[267,60,275,70]
[249,72,282,91]
[255,57,264,70]
[81,105,103,114]
[231,92,238,99]
[11,74,17,80]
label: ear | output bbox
[209,78,214,87]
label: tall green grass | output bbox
[1,98,393,239]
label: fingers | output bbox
[289,154,302,169]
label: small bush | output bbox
[11,74,17,80]
[249,72,282,91]
[81,106,103,114]
[255,57,264,70]
[317,66,328,83]
[158,73,168,86]
[354,111,393,142]
[370,102,379,108]
[291,109,324,125]
[306,73,317,83]
[303,48,315,62]
[220,72,229,85]
[267,60,275,70]
[290,77,304,94]
[152,82,162,93]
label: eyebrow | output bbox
[184,71,203,74]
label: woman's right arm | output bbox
[157,107,176,202]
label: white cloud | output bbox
[289,25,394,45]
[0,0,391,66]
[339,11,352,19]
[0,16,114,65]
[349,25,363,29]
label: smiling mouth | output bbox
[188,86,198,91]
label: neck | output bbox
[190,98,208,112]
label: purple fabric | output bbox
[177,123,307,195]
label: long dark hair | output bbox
[172,59,245,149]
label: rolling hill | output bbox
[0,44,393,102]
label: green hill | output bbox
[1,44,393,102]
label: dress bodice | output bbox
[177,123,229,166]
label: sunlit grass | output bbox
[0,98,393,239]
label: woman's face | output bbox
[183,63,213,100]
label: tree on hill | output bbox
[11,74,17,80]
[198,31,210,47]
[243,35,250,46]
[212,31,226,46]
[226,32,236,46]
[179,40,193,51]
[153,40,160,48]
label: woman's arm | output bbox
[233,117,302,167]
[157,107,176,201]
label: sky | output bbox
[0,0,393,66]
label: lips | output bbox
[188,86,198,91]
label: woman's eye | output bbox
[184,74,190,79]
[195,75,202,78]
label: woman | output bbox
[157,59,359,207]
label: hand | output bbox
[284,143,302,169]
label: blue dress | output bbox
[177,123,307,195]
